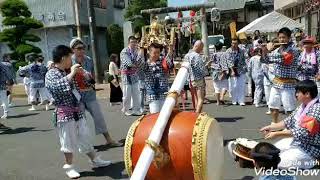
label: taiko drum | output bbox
[124,111,224,180]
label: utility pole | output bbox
[87,0,101,83]
[200,7,209,59]
[74,0,81,38]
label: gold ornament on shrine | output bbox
[140,16,175,48]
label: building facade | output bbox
[274,0,320,39]
[167,0,274,45]
[0,0,130,78]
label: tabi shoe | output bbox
[90,156,111,168]
[63,164,80,179]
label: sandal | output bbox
[106,141,123,147]
[0,123,11,130]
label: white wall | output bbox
[274,0,301,10]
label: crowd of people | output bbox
[0,26,320,179]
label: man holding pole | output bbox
[261,27,300,123]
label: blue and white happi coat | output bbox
[18,63,47,88]
[120,47,144,85]
[143,54,173,103]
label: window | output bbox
[93,0,107,9]
[114,0,125,9]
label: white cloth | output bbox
[229,74,246,104]
[213,79,228,93]
[122,82,140,113]
[274,138,316,169]
[108,62,119,76]
[264,84,272,105]
[79,100,107,135]
[254,83,264,105]
[268,87,296,111]
[149,100,165,114]
[29,87,49,104]
[57,118,94,154]
[0,90,9,118]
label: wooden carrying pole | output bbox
[130,62,190,180]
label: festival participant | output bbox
[46,45,111,179]
[18,53,49,111]
[210,42,229,105]
[261,27,300,123]
[226,39,247,106]
[108,54,123,106]
[70,38,121,147]
[248,46,264,107]
[1,54,16,107]
[143,43,173,113]
[120,36,145,116]
[0,61,13,124]
[251,142,296,180]
[260,80,320,169]
[297,36,320,96]
[184,40,206,113]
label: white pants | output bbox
[268,87,296,111]
[229,74,246,104]
[264,84,272,105]
[0,90,9,118]
[57,118,94,154]
[149,100,165,114]
[29,87,49,104]
[274,138,316,169]
[122,83,140,113]
[247,73,252,96]
[254,83,264,105]
[24,84,31,104]
[80,100,107,135]
[213,79,228,93]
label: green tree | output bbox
[125,0,167,33]
[107,24,124,56]
[0,0,43,61]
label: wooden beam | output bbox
[140,3,216,14]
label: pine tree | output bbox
[0,0,43,61]
[125,0,167,33]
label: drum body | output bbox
[124,111,224,180]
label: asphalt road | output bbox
[0,98,319,180]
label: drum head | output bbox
[191,113,224,180]
[206,115,224,180]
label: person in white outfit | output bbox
[226,39,248,106]
[18,53,50,111]
[120,36,144,116]
[210,43,229,105]
[0,61,13,126]
[46,45,111,179]
[248,47,264,107]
